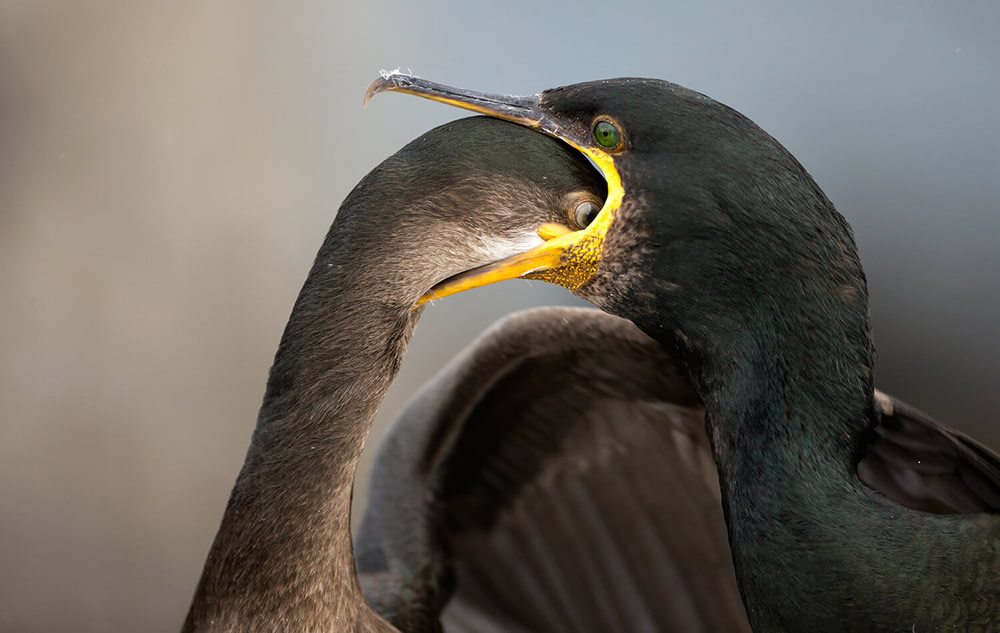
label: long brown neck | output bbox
[183,241,419,632]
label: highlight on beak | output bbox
[361,72,624,207]
[364,72,546,127]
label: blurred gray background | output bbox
[1,1,998,631]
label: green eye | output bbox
[593,120,621,149]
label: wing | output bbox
[858,390,1000,514]
[355,307,750,633]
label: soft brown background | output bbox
[1,2,997,631]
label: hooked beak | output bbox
[365,72,624,304]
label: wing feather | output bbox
[356,307,750,632]
[859,392,1000,514]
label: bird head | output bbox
[328,115,606,309]
[366,74,870,367]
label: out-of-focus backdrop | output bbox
[1,2,997,631]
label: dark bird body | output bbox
[367,74,1000,632]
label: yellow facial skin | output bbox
[416,143,623,305]
[516,142,622,290]
[536,222,573,240]
[364,75,624,305]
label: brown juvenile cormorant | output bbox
[180,116,613,632]
[366,74,1000,632]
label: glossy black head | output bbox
[543,81,872,365]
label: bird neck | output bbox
[183,241,417,632]
[694,304,877,484]
[664,269,883,629]
[609,184,880,488]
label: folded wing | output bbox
[860,392,1000,514]
[355,307,750,633]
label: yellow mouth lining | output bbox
[537,222,573,240]
[415,146,623,305]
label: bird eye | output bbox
[593,120,621,149]
[574,200,601,228]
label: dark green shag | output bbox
[367,74,1000,632]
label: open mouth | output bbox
[366,72,624,303]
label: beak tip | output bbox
[363,79,383,108]
[364,70,416,107]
